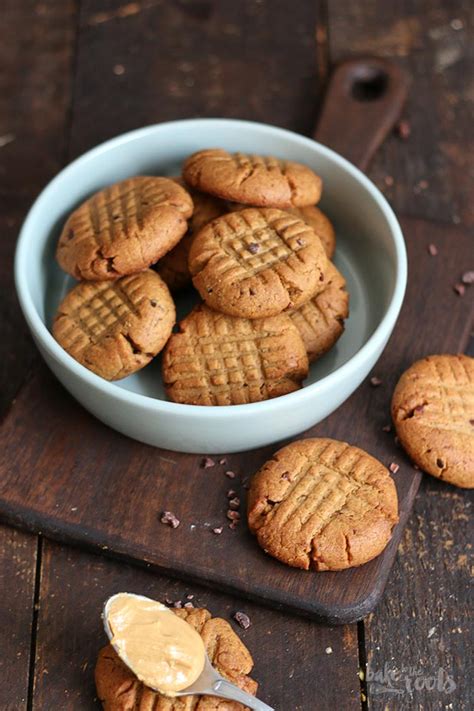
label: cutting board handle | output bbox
[314,57,409,171]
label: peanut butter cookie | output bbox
[57,176,193,280]
[156,181,226,291]
[53,270,175,380]
[95,607,258,711]
[162,303,309,406]
[289,262,349,362]
[183,149,322,207]
[226,204,336,258]
[248,438,399,571]
[189,208,328,319]
[392,354,474,488]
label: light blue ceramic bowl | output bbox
[15,119,406,453]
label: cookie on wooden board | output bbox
[248,438,399,571]
[95,607,258,711]
[392,354,474,488]
[162,303,309,406]
[53,270,175,381]
[57,176,193,280]
[155,181,226,291]
[189,208,328,319]
[183,149,322,208]
[289,261,349,362]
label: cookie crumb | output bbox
[370,376,382,387]
[225,470,236,479]
[462,270,474,284]
[395,119,411,139]
[113,64,125,76]
[201,456,215,468]
[453,283,465,296]
[389,462,400,474]
[428,243,438,256]
[384,175,394,187]
[247,243,260,254]
[450,18,464,30]
[172,600,183,608]
[212,526,223,535]
[186,594,194,600]
[219,457,227,465]
[183,602,194,609]
[160,511,180,528]
[325,647,333,654]
[234,611,251,630]
[296,238,305,246]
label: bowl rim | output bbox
[14,117,407,418]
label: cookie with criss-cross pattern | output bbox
[183,149,322,207]
[95,607,258,711]
[188,208,328,319]
[289,262,349,362]
[155,180,226,291]
[162,303,308,405]
[53,270,175,381]
[392,354,474,488]
[248,438,399,571]
[226,203,336,258]
[57,176,193,280]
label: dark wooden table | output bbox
[1,2,472,709]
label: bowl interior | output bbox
[21,119,400,401]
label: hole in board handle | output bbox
[350,65,389,102]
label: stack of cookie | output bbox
[53,149,349,404]
[161,149,349,405]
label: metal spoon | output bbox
[103,594,275,711]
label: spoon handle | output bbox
[212,678,275,710]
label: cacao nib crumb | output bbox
[160,511,180,528]
[201,456,215,468]
[234,611,251,629]
[247,243,260,254]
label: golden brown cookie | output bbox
[183,149,322,208]
[226,204,335,259]
[53,270,175,381]
[289,262,349,362]
[95,607,258,711]
[57,176,193,280]
[162,303,309,406]
[392,354,474,488]
[155,182,226,291]
[248,438,399,571]
[188,208,328,319]
[287,206,336,259]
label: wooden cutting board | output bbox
[1,214,471,622]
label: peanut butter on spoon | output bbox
[104,593,206,695]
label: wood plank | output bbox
[0,0,78,416]
[0,524,37,711]
[328,6,474,709]
[32,539,360,710]
[0,217,471,623]
[70,0,327,157]
[329,0,473,227]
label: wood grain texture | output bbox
[0,218,471,624]
[327,5,474,708]
[328,0,474,226]
[0,0,78,417]
[32,539,360,710]
[0,524,37,711]
[70,0,327,157]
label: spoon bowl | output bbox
[103,593,274,711]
